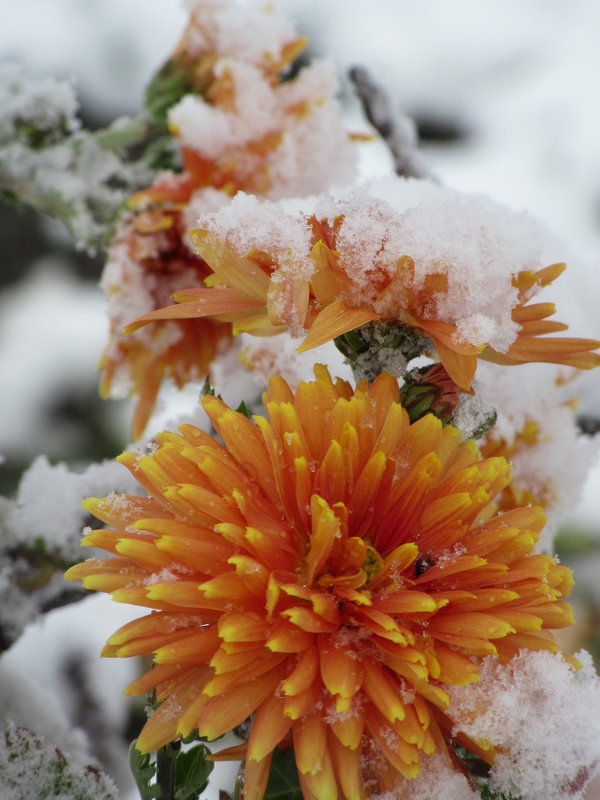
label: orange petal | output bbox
[124,663,185,697]
[284,678,324,721]
[293,712,327,775]
[434,644,481,685]
[196,663,286,740]
[218,611,269,643]
[305,495,340,585]
[298,299,381,352]
[282,606,339,634]
[298,750,338,800]
[428,612,515,640]
[318,635,363,701]
[266,619,316,653]
[328,701,365,750]
[374,590,437,616]
[329,730,362,800]
[362,660,407,723]
[190,230,271,301]
[243,751,273,800]
[364,706,420,779]
[434,338,478,390]
[247,694,293,762]
[153,626,220,664]
[136,668,208,752]
[124,289,263,333]
[282,647,320,696]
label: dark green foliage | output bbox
[173,744,213,800]
[129,739,214,800]
[264,748,303,800]
[479,784,521,800]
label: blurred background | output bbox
[1,1,599,797]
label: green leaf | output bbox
[174,744,214,800]
[264,748,302,800]
[95,116,152,154]
[129,741,161,800]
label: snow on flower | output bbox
[66,367,576,798]
[449,649,600,800]
[130,178,600,393]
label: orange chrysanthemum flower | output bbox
[66,367,575,799]
[129,188,600,392]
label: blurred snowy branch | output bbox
[348,64,431,179]
[0,722,118,800]
[0,64,154,254]
[578,414,600,436]
[0,455,139,653]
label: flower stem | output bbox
[156,741,180,800]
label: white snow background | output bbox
[1,1,599,797]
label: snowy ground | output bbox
[1,2,599,798]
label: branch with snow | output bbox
[349,64,432,179]
[0,722,118,800]
[0,456,139,653]
[0,64,153,254]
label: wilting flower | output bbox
[100,0,357,437]
[66,367,575,798]
[129,181,600,391]
[100,202,233,440]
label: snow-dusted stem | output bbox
[348,65,431,179]
[0,544,86,653]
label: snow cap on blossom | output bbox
[129,176,600,392]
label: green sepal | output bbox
[145,60,197,132]
[201,378,217,397]
[235,400,250,418]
